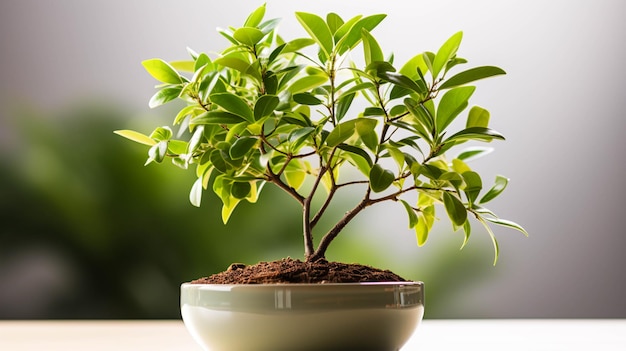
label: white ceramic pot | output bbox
[181,281,424,351]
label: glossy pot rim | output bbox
[181,281,423,288]
[181,281,424,312]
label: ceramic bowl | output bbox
[181,281,424,351]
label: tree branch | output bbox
[265,166,304,205]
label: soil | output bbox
[190,257,408,284]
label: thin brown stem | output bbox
[303,164,328,258]
[336,179,370,188]
[265,167,304,205]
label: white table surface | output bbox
[1,319,625,350]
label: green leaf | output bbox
[225,122,248,143]
[259,18,280,35]
[417,192,436,209]
[245,180,262,203]
[194,53,212,71]
[388,85,411,100]
[456,146,493,162]
[461,220,472,249]
[369,164,394,192]
[472,205,497,217]
[267,43,287,65]
[198,72,222,101]
[210,149,229,173]
[420,163,444,180]
[170,60,195,73]
[439,66,506,90]
[114,130,156,146]
[191,111,246,126]
[245,60,263,83]
[284,160,306,190]
[446,57,468,73]
[422,51,435,76]
[333,15,362,43]
[363,107,385,116]
[355,118,378,151]
[484,217,529,237]
[229,136,257,159]
[395,135,422,152]
[462,171,482,204]
[326,12,344,34]
[217,28,240,46]
[263,74,278,95]
[480,175,509,204]
[221,195,241,223]
[142,59,183,84]
[379,71,426,95]
[243,3,266,27]
[476,216,500,265]
[338,82,375,99]
[444,127,505,143]
[281,110,312,127]
[337,143,373,175]
[187,125,205,153]
[168,140,187,155]
[174,105,202,125]
[432,31,463,79]
[146,140,168,164]
[295,12,334,56]
[436,86,475,132]
[443,192,467,226]
[400,200,418,228]
[276,65,305,90]
[451,158,472,174]
[335,92,355,121]
[364,61,396,77]
[389,104,407,117]
[149,126,172,141]
[189,177,204,207]
[231,182,252,199]
[283,38,316,53]
[148,86,182,108]
[404,98,434,141]
[440,171,463,189]
[289,127,316,151]
[288,74,328,94]
[467,105,490,128]
[233,27,265,46]
[361,29,384,66]
[210,93,254,123]
[386,145,405,170]
[293,92,323,106]
[336,14,387,54]
[415,205,435,246]
[254,95,279,120]
[326,120,356,147]
[399,53,430,80]
[213,56,250,74]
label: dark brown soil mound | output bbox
[190,258,407,284]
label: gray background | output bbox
[1,0,625,318]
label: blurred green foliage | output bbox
[0,102,304,318]
[0,102,490,319]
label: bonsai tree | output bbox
[116,4,526,271]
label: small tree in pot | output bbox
[116,4,526,281]
[116,5,528,350]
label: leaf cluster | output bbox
[115,4,527,264]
